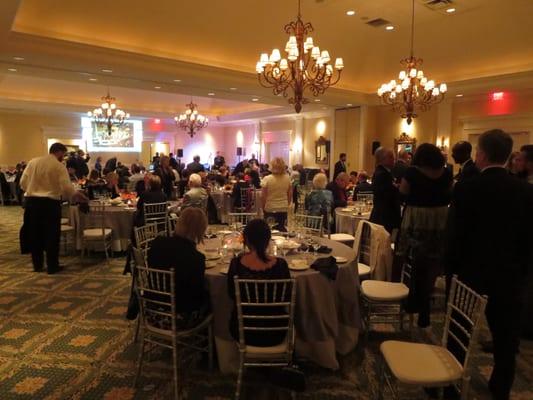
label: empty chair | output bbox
[378,276,487,400]
[143,202,169,235]
[227,212,257,229]
[239,186,257,212]
[233,278,297,400]
[360,255,412,334]
[133,254,213,400]
[81,201,113,261]
[293,213,323,236]
[355,221,372,279]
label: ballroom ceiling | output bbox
[0,0,532,118]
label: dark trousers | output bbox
[24,197,61,271]
[485,295,522,400]
[407,255,440,327]
[264,211,288,232]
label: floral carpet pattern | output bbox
[0,206,532,399]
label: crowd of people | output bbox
[12,128,533,400]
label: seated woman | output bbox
[88,171,120,199]
[134,174,167,227]
[227,219,291,347]
[305,172,333,218]
[86,169,103,186]
[181,173,208,210]
[147,207,210,328]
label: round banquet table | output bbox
[70,204,136,252]
[335,207,371,236]
[203,236,362,373]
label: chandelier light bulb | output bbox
[335,58,344,69]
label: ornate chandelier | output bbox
[256,0,344,113]
[174,101,208,138]
[87,90,129,135]
[377,0,447,124]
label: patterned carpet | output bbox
[0,206,531,400]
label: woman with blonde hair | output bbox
[147,207,210,327]
[261,157,291,231]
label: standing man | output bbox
[20,143,88,274]
[186,155,205,174]
[369,147,401,234]
[391,149,410,183]
[521,144,533,184]
[448,130,533,400]
[213,151,225,170]
[333,153,347,180]
[451,141,479,183]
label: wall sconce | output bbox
[436,136,449,150]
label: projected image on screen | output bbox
[81,117,143,152]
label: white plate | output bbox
[289,260,310,271]
[334,256,348,264]
[219,266,229,275]
[205,261,217,269]
[341,208,353,212]
[277,241,300,250]
[272,235,285,241]
[272,229,280,234]
[205,254,221,261]
[218,230,233,235]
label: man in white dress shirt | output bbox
[20,142,88,274]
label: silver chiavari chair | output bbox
[143,202,169,236]
[354,220,372,278]
[293,213,323,237]
[360,252,413,336]
[81,201,113,261]
[239,186,257,212]
[134,223,158,260]
[378,275,488,400]
[233,278,297,400]
[227,212,257,229]
[133,250,214,400]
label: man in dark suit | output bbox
[448,129,533,400]
[451,141,479,183]
[369,147,401,234]
[333,153,347,180]
[186,155,205,173]
[391,149,410,183]
[213,151,225,170]
[326,172,349,209]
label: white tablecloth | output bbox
[69,204,135,252]
[335,207,371,235]
[204,236,361,372]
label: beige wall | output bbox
[334,108,361,173]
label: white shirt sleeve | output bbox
[58,163,76,199]
[19,161,32,191]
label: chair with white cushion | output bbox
[377,276,487,400]
[354,221,373,279]
[361,255,412,334]
[233,278,297,400]
[81,201,113,261]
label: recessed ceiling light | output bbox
[89,78,98,81]
[346,103,353,106]
[346,10,355,16]
[229,87,237,90]
[101,69,113,73]
[455,94,463,97]
[385,25,394,31]
[208,92,215,96]
[173,79,182,83]
[446,7,456,13]
[7,68,17,72]
[314,99,321,102]
[13,56,24,61]
[154,86,161,89]
[252,98,259,102]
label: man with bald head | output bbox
[326,172,350,209]
[369,147,401,234]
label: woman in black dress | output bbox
[227,219,291,346]
[155,155,176,199]
[396,143,453,328]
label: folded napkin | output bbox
[316,245,332,254]
[311,256,338,280]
